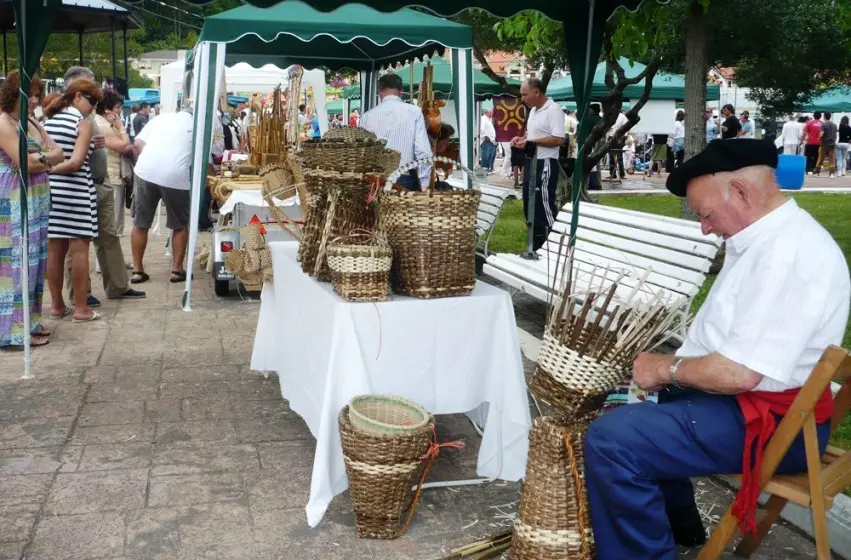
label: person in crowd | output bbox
[623,133,636,171]
[130,103,194,284]
[42,77,103,322]
[310,108,321,139]
[582,104,603,190]
[562,108,578,177]
[648,132,668,177]
[479,108,497,173]
[127,104,139,142]
[803,111,822,174]
[780,114,804,155]
[510,77,564,249]
[815,111,838,178]
[607,109,629,179]
[720,104,741,139]
[705,108,718,145]
[298,103,309,127]
[837,116,851,176]
[0,72,64,348]
[359,73,432,190]
[673,110,686,167]
[348,108,359,127]
[150,104,160,121]
[63,67,144,308]
[738,110,754,138]
[132,102,150,138]
[96,90,134,234]
[585,138,850,559]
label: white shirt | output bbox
[127,112,137,137]
[677,199,849,392]
[480,114,496,145]
[780,120,804,145]
[673,120,685,140]
[359,95,433,186]
[608,112,629,138]
[526,98,565,160]
[134,111,194,190]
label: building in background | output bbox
[132,50,180,86]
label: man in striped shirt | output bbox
[359,73,432,190]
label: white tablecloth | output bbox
[251,241,531,527]
[218,190,298,216]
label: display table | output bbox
[250,241,531,527]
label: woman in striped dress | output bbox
[0,72,65,348]
[42,79,103,323]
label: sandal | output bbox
[32,326,52,337]
[49,306,73,319]
[31,335,50,347]
[131,271,150,284]
[170,270,187,283]
[72,311,101,324]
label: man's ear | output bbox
[728,177,752,206]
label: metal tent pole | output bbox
[110,18,117,83]
[18,0,32,379]
[2,31,7,76]
[123,26,129,93]
[78,30,83,65]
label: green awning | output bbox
[802,87,851,113]
[547,58,721,102]
[326,98,361,114]
[197,0,472,71]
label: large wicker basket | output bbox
[529,332,632,422]
[327,233,392,302]
[510,417,594,560]
[339,406,434,539]
[380,157,481,299]
[298,128,400,175]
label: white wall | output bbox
[628,99,677,134]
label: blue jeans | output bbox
[837,143,849,175]
[396,171,420,191]
[584,388,831,559]
[480,140,496,171]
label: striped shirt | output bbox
[44,107,97,239]
[359,95,432,186]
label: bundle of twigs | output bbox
[438,531,512,560]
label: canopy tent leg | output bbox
[451,48,475,186]
[3,31,7,76]
[359,66,377,112]
[78,29,83,65]
[182,41,222,312]
[110,17,117,83]
[123,26,129,89]
[342,97,350,123]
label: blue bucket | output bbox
[776,154,805,190]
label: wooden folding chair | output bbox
[698,345,851,560]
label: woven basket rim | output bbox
[349,395,431,434]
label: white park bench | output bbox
[483,202,723,335]
[446,176,516,257]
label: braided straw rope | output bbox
[344,457,420,476]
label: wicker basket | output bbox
[339,406,434,539]
[348,394,430,436]
[380,157,481,299]
[327,233,392,302]
[298,128,400,175]
[529,332,631,422]
[510,417,594,560]
[297,173,330,277]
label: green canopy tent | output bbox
[802,87,851,113]
[547,58,720,102]
[178,0,477,310]
[326,98,360,115]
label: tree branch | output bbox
[472,41,520,97]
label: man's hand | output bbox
[93,135,105,150]
[511,136,527,150]
[633,353,674,391]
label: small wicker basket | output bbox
[348,394,431,436]
[327,232,392,302]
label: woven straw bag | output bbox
[529,332,632,422]
[348,394,430,436]
[380,156,481,299]
[327,232,392,302]
[339,406,434,539]
[510,417,594,560]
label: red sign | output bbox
[249,215,267,235]
[493,94,527,143]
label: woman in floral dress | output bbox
[0,72,65,348]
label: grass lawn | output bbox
[489,192,851,449]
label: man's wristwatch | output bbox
[669,357,683,389]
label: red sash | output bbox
[733,388,833,534]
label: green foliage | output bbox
[492,12,567,70]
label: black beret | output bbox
[665,139,778,197]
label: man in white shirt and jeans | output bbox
[479,108,497,173]
[510,78,565,250]
[583,139,850,559]
[131,106,195,284]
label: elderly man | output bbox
[62,66,145,305]
[359,73,432,190]
[479,108,497,173]
[584,139,850,559]
[511,78,564,250]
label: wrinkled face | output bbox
[686,174,749,238]
[520,83,538,108]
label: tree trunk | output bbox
[680,0,710,221]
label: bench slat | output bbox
[478,210,498,227]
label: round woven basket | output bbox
[298,127,400,175]
[509,416,594,560]
[380,156,481,300]
[528,332,631,422]
[327,234,392,302]
[348,394,431,436]
[339,406,434,539]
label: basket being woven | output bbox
[339,406,434,539]
[380,156,481,299]
[348,395,430,436]
[528,332,632,422]
[298,128,400,175]
[509,417,594,560]
[327,234,392,302]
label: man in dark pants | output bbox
[510,78,565,250]
[803,111,823,174]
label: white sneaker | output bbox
[807,171,813,176]
[830,173,836,179]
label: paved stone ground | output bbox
[0,230,825,559]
